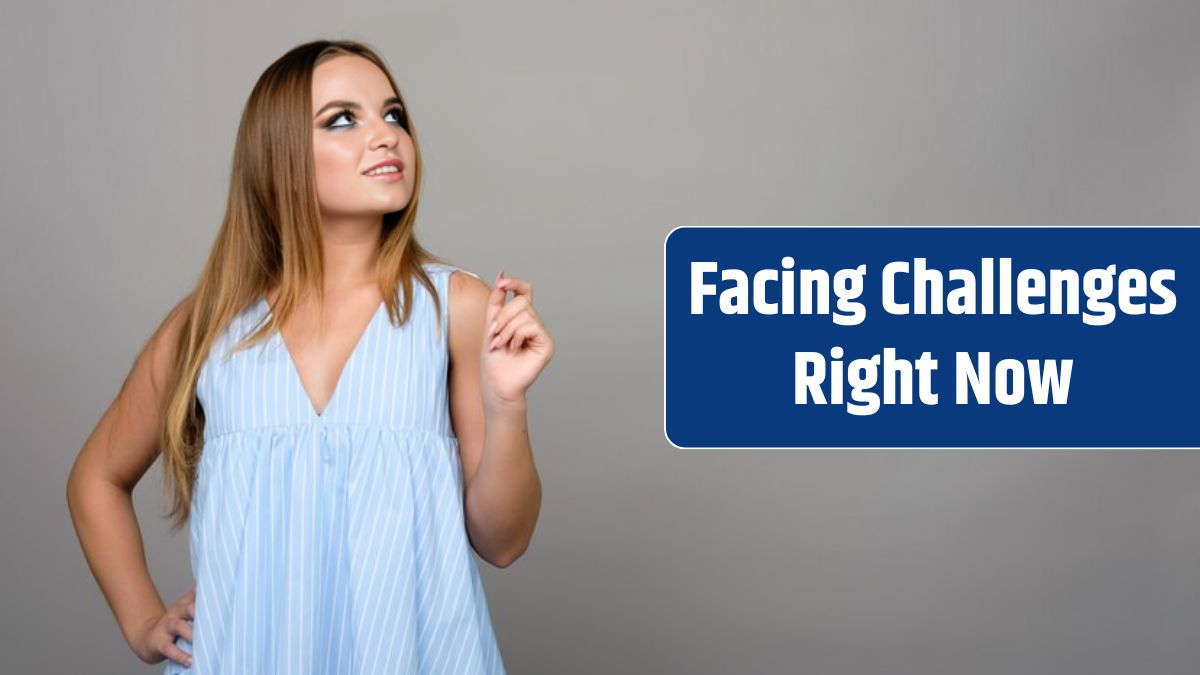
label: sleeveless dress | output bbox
[165,263,506,675]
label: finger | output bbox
[487,296,530,338]
[488,301,531,342]
[509,321,540,352]
[177,594,195,619]
[170,610,195,638]
[496,276,533,300]
[490,315,535,351]
[491,315,532,351]
[486,271,510,325]
[490,311,534,350]
[160,638,193,668]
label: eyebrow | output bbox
[313,96,403,119]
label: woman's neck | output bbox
[319,213,384,291]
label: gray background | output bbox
[3,0,1199,673]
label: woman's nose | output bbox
[368,117,400,149]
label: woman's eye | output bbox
[327,112,354,128]
[325,108,404,130]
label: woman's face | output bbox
[310,55,416,220]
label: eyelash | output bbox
[325,106,406,130]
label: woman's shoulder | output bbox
[433,263,490,321]
[421,260,480,280]
[420,261,487,297]
[150,294,194,361]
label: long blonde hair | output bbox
[157,39,446,530]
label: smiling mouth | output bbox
[364,165,403,177]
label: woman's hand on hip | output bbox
[130,585,195,668]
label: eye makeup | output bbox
[322,106,408,130]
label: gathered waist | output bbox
[203,421,457,445]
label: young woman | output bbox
[66,39,552,674]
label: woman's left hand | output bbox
[480,271,555,413]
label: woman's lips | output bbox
[365,168,405,182]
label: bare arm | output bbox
[448,271,548,568]
[65,298,194,666]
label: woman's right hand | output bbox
[130,586,195,668]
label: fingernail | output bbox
[489,321,497,335]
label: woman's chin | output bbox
[379,193,413,212]
[364,196,413,215]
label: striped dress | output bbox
[165,263,506,674]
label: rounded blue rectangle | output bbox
[664,227,1199,449]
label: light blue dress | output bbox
[165,263,506,674]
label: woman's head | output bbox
[156,40,447,530]
[229,40,423,274]
[310,52,417,220]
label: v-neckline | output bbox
[260,295,386,419]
